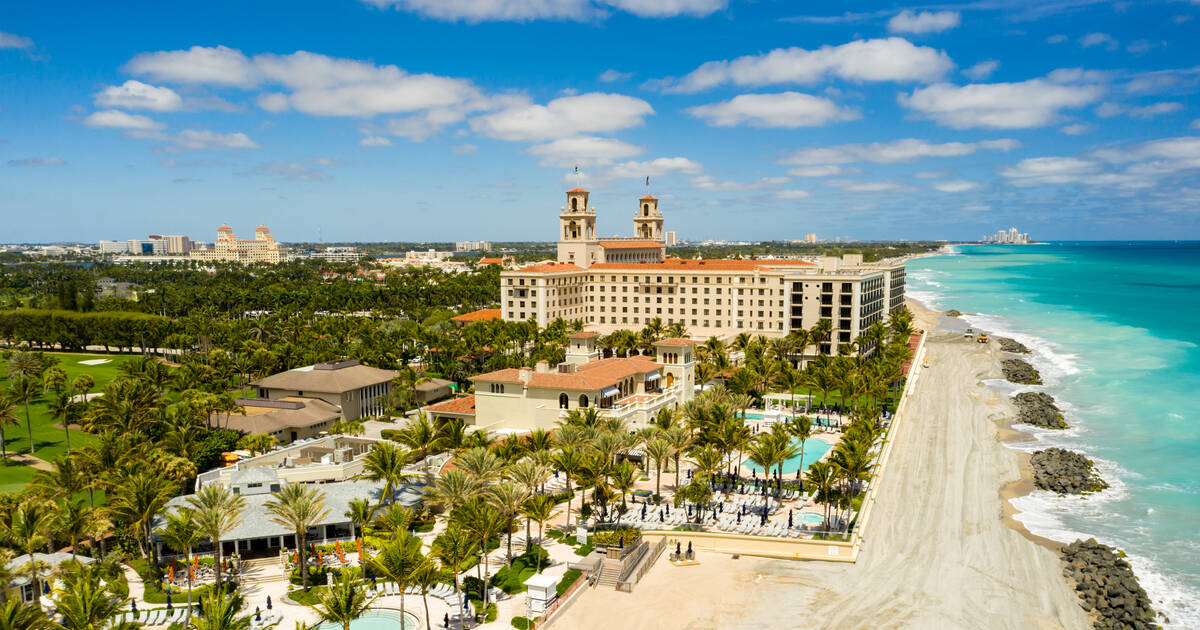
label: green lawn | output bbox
[0,351,136,493]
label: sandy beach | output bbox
[554,300,1089,630]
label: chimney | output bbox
[535,360,550,374]
[518,367,533,383]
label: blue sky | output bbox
[2,0,1199,243]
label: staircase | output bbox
[596,559,622,588]
[238,558,288,586]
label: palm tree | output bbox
[188,590,253,630]
[185,484,246,590]
[370,534,422,624]
[786,415,815,491]
[307,570,376,630]
[53,562,128,630]
[0,599,55,630]
[345,497,376,544]
[609,460,637,516]
[456,446,505,484]
[409,554,440,630]
[457,498,505,613]
[0,397,18,466]
[487,481,529,565]
[0,500,55,602]
[642,438,671,501]
[57,497,101,564]
[108,472,175,569]
[394,412,444,484]
[432,527,476,630]
[8,377,39,455]
[265,484,330,592]
[520,495,560,573]
[807,460,839,528]
[746,438,780,494]
[689,445,724,482]
[158,509,204,623]
[551,447,584,526]
[662,427,692,491]
[372,504,414,540]
[427,469,479,515]
[46,391,77,453]
[362,441,412,506]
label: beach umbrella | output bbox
[371,576,377,589]
[255,607,261,622]
[736,513,742,524]
[686,542,692,555]
[675,542,681,555]
[659,511,664,523]
[131,601,137,615]
[266,596,272,610]
[166,593,173,611]
[42,581,49,595]
[444,613,450,628]
[641,505,646,519]
[686,505,691,518]
[788,511,793,528]
[752,470,756,479]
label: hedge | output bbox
[556,569,581,597]
[489,546,549,594]
[0,309,172,351]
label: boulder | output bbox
[995,336,1031,353]
[944,309,962,317]
[1031,448,1108,494]
[1060,539,1160,630]
[1011,391,1068,429]
[1001,358,1043,384]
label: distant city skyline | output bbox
[2,1,1199,242]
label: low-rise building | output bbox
[219,397,342,443]
[423,336,695,433]
[456,240,493,252]
[252,359,396,421]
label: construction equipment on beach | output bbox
[976,334,989,344]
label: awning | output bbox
[601,386,620,398]
[644,371,661,382]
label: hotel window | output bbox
[559,393,569,409]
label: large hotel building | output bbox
[190,224,286,264]
[499,189,906,357]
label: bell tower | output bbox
[557,188,601,267]
[633,195,663,240]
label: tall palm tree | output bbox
[394,412,444,484]
[487,481,529,565]
[456,446,505,484]
[185,484,246,590]
[551,447,584,526]
[7,377,39,455]
[188,590,253,630]
[786,415,815,490]
[372,504,414,540]
[53,562,128,630]
[158,509,204,624]
[369,534,422,624]
[0,500,55,602]
[108,472,175,569]
[807,460,839,528]
[427,469,479,515]
[409,554,440,630]
[46,391,77,453]
[307,571,376,630]
[609,460,637,516]
[264,484,330,592]
[457,498,505,613]
[432,527,477,630]
[345,497,376,544]
[520,495,560,573]
[662,427,692,492]
[642,438,671,501]
[57,497,101,564]
[0,397,18,466]
[362,441,412,506]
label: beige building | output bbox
[500,190,906,357]
[252,359,396,421]
[424,336,696,433]
[190,224,285,263]
[218,397,342,443]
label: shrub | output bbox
[489,546,550,594]
[573,542,594,557]
[556,569,581,597]
[592,528,640,548]
[511,617,531,629]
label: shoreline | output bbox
[905,296,1061,552]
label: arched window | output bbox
[579,394,589,408]
[666,373,675,388]
[571,197,578,211]
[559,393,569,409]
[643,203,649,216]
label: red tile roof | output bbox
[566,188,589,193]
[472,356,661,391]
[589,258,815,271]
[654,338,697,346]
[478,257,503,265]
[424,394,476,415]
[639,195,657,200]
[452,308,502,323]
[513,262,584,273]
[598,240,664,250]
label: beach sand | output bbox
[554,312,1088,630]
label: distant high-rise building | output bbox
[164,235,191,254]
[664,231,678,246]
[983,227,1031,244]
[455,240,493,252]
[804,233,817,243]
[99,240,131,254]
[190,224,285,263]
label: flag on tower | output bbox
[574,165,579,174]
[645,176,650,187]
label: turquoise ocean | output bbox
[906,243,1200,627]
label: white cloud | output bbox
[606,157,702,179]
[787,165,845,177]
[914,170,946,179]
[1046,34,1068,44]
[174,129,259,150]
[781,138,1018,165]
[0,31,33,49]
[963,60,999,81]
[470,92,653,141]
[7,157,63,167]
[1080,32,1118,51]
[527,136,643,166]
[685,92,859,128]
[887,10,960,35]
[381,109,469,141]
[931,180,978,192]
[257,93,290,113]
[598,69,633,83]
[900,78,1104,128]
[359,0,725,21]
[1095,102,1125,118]
[1000,157,1101,185]
[239,161,329,181]
[1191,118,1200,130]
[125,45,259,86]
[773,189,811,200]
[1060,123,1093,135]
[827,180,906,192]
[94,80,182,112]
[690,175,789,191]
[359,135,392,147]
[451,143,478,155]
[652,38,953,93]
[82,110,165,131]
[1129,102,1183,118]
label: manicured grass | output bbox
[0,352,136,492]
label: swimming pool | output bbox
[318,610,418,630]
[742,438,832,475]
[742,411,837,426]
[797,512,825,525]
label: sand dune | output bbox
[554,328,1089,630]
